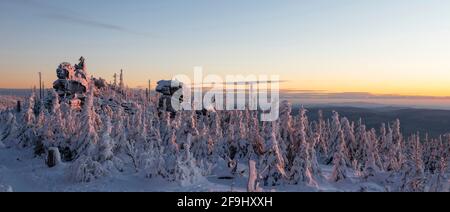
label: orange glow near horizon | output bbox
[1,68,449,98]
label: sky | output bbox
[0,0,450,97]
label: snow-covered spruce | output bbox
[68,155,107,183]
[289,108,319,186]
[0,62,449,191]
[329,129,349,182]
[259,122,287,186]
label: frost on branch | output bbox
[1,57,449,192]
[68,155,106,183]
[329,130,348,182]
[259,122,287,186]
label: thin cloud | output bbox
[280,91,450,100]
[5,0,154,37]
[40,13,152,37]
[280,89,328,93]
[192,80,288,86]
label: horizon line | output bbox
[1,87,450,99]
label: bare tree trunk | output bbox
[39,72,42,100]
[16,101,21,113]
[247,160,258,192]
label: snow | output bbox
[0,59,448,192]
[0,148,235,192]
[0,184,13,192]
[1,105,448,192]
[0,146,442,192]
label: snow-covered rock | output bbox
[52,57,96,111]
[54,61,89,97]
[0,184,13,192]
[156,80,182,95]
[47,147,62,168]
[156,80,183,113]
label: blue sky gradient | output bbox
[1,0,449,96]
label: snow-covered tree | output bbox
[18,91,37,147]
[1,112,20,145]
[423,136,441,174]
[73,86,100,158]
[290,107,308,164]
[139,128,166,179]
[42,90,66,149]
[68,155,106,183]
[259,123,287,186]
[248,111,265,157]
[309,131,322,179]
[111,106,127,153]
[341,118,356,162]
[399,134,426,192]
[383,124,401,172]
[161,130,180,179]
[289,137,318,187]
[51,90,64,131]
[279,101,294,162]
[353,119,367,168]
[97,115,114,162]
[191,122,213,175]
[288,107,318,186]
[329,130,348,182]
[236,110,250,160]
[225,110,239,163]
[392,119,404,170]
[426,157,449,192]
[173,111,199,155]
[208,111,223,140]
[315,110,329,163]
[363,130,381,179]
[172,134,203,186]
[326,111,342,164]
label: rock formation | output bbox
[156,80,183,113]
[53,58,90,101]
[52,57,106,110]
